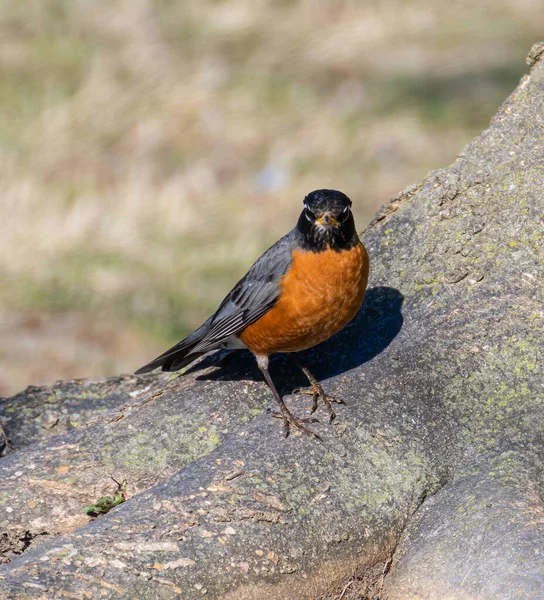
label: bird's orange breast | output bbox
[240,242,369,355]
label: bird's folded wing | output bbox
[191,231,295,353]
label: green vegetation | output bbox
[82,478,127,518]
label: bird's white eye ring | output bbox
[304,208,314,222]
[341,205,349,213]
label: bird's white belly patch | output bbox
[222,335,248,350]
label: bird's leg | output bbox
[255,355,320,440]
[290,353,345,423]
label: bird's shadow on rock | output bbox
[187,286,404,393]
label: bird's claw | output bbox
[270,410,321,440]
[293,384,345,423]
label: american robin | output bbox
[136,189,369,439]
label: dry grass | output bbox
[0,0,542,394]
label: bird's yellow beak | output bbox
[316,213,338,227]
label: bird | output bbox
[136,189,369,439]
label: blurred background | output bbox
[0,0,541,396]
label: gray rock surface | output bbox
[0,45,543,599]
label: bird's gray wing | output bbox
[190,230,296,353]
[135,230,297,374]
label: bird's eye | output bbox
[304,208,315,222]
[339,205,350,221]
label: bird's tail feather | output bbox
[135,317,212,374]
[162,351,206,372]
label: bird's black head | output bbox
[296,189,359,252]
